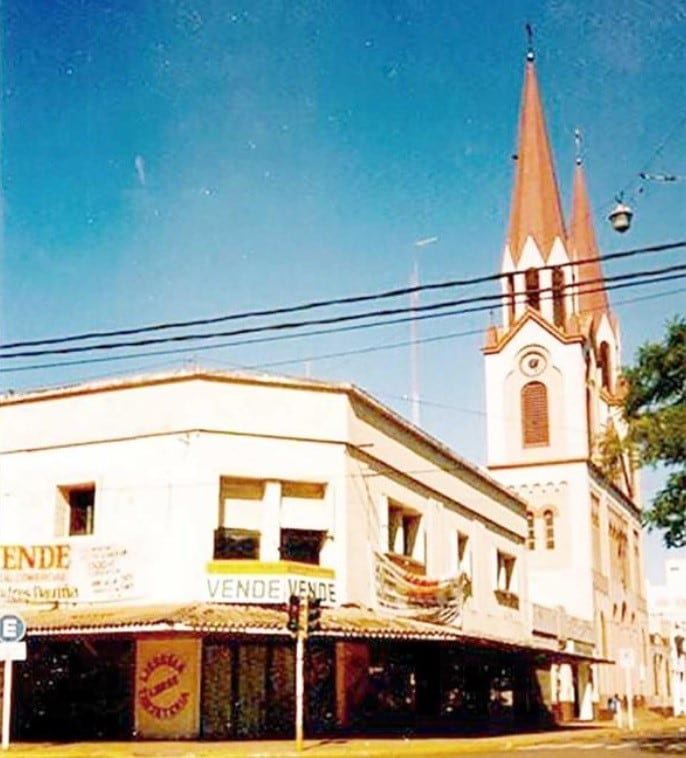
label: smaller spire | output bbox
[569,157,609,318]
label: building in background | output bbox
[648,560,686,716]
[483,47,652,718]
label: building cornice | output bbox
[483,308,585,355]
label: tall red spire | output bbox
[506,52,566,263]
[569,158,609,318]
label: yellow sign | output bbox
[205,560,337,605]
[135,638,200,738]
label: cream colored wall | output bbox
[343,397,530,640]
[0,376,349,451]
[494,462,595,622]
[0,373,529,644]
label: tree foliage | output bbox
[622,317,686,547]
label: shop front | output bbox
[12,603,602,742]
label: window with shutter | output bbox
[521,381,549,446]
[525,268,540,311]
[552,267,565,327]
[543,509,555,549]
[526,512,535,550]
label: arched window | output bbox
[525,268,540,311]
[526,512,535,550]
[506,274,516,325]
[543,509,555,549]
[521,381,549,446]
[552,267,565,327]
[599,341,612,392]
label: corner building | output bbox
[484,49,649,719]
[0,369,592,741]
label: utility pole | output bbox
[287,594,322,752]
[295,595,307,752]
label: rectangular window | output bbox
[388,502,422,561]
[526,513,535,550]
[58,484,95,536]
[218,477,265,530]
[496,550,516,592]
[213,527,260,560]
[456,531,470,575]
[591,494,602,573]
[280,528,325,565]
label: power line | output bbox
[3,239,685,351]
[1,270,683,376]
[1,260,685,360]
[2,281,682,378]
[245,283,686,372]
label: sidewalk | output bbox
[3,717,685,758]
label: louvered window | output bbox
[525,268,540,311]
[526,512,535,550]
[543,509,555,549]
[552,267,565,327]
[521,381,549,446]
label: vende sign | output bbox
[205,560,337,605]
[0,541,136,605]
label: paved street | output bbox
[2,729,686,757]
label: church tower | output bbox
[484,46,648,717]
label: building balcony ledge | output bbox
[494,589,520,610]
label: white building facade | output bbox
[0,369,585,740]
[649,560,686,716]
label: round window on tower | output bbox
[520,351,547,377]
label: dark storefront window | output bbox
[201,639,334,740]
[15,638,134,740]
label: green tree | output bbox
[622,317,686,547]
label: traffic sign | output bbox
[0,614,26,643]
[0,642,26,662]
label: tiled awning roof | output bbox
[19,602,611,664]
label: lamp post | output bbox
[410,236,438,427]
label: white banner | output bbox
[0,541,136,604]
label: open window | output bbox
[496,550,517,592]
[280,528,325,565]
[58,484,95,536]
[552,267,565,327]
[388,503,422,560]
[213,528,260,560]
[525,268,540,311]
[456,531,471,576]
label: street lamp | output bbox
[608,196,633,233]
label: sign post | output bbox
[0,613,27,752]
[618,647,635,731]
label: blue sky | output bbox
[1,0,684,579]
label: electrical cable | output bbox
[1,261,685,360]
[1,267,684,373]
[2,239,685,351]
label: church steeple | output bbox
[569,156,610,320]
[506,49,566,264]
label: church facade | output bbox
[484,48,649,719]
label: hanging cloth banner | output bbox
[374,552,471,624]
